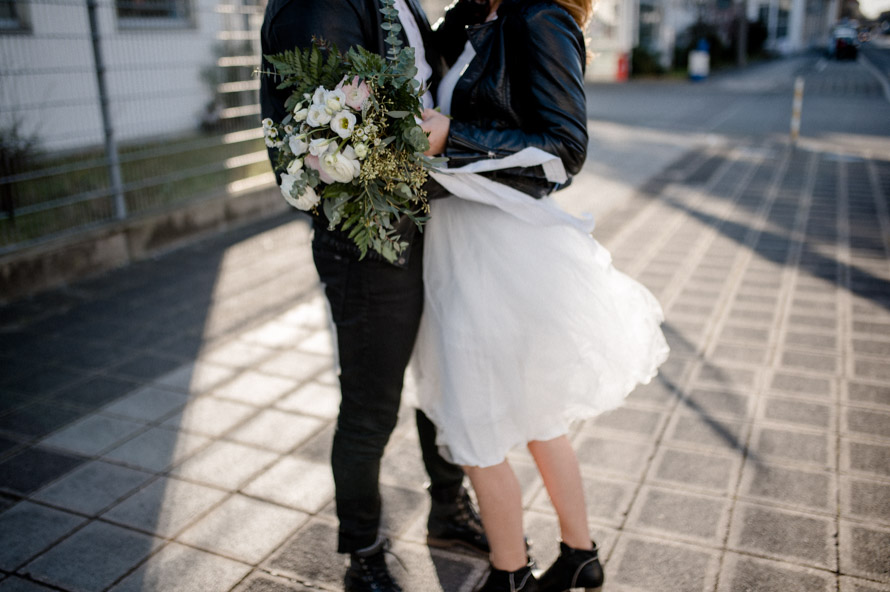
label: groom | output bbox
[260,0,490,590]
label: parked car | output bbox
[828,26,859,59]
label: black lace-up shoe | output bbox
[344,537,403,592]
[536,541,603,592]
[477,562,539,592]
[427,486,490,555]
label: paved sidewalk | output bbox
[1,134,889,592]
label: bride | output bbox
[417,0,670,590]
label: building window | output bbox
[0,0,25,30]
[116,0,192,26]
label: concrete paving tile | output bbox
[792,298,837,313]
[625,379,680,409]
[784,330,838,351]
[40,414,146,457]
[727,307,776,324]
[291,423,334,465]
[854,359,890,382]
[200,340,276,369]
[852,339,890,357]
[664,412,748,452]
[843,406,890,439]
[153,361,236,395]
[842,438,890,479]
[758,396,833,429]
[738,461,835,513]
[110,541,251,592]
[275,381,340,419]
[226,409,325,453]
[846,382,890,408]
[750,425,833,468]
[102,476,228,538]
[840,476,890,526]
[839,576,890,592]
[24,520,162,592]
[31,460,154,516]
[388,540,487,592]
[574,435,653,479]
[161,397,256,437]
[710,343,769,365]
[258,351,332,382]
[177,494,308,564]
[99,385,189,423]
[378,484,427,537]
[0,403,84,440]
[277,301,329,331]
[0,447,87,495]
[717,552,835,592]
[171,440,278,489]
[232,574,314,592]
[839,521,890,583]
[109,355,185,382]
[265,519,343,587]
[770,371,834,399]
[242,456,333,513]
[649,446,738,493]
[587,406,666,439]
[787,313,838,330]
[626,486,730,544]
[682,387,754,419]
[238,321,309,350]
[694,363,759,390]
[607,535,720,592]
[3,367,86,397]
[0,576,58,591]
[294,330,335,357]
[212,370,296,407]
[47,377,140,412]
[728,503,836,570]
[0,501,86,571]
[103,425,210,472]
[852,321,890,337]
[781,350,840,375]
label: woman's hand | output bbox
[421,109,450,156]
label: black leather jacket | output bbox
[436,0,589,198]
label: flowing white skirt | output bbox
[411,153,670,468]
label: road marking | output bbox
[859,53,890,104]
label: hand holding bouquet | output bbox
[261,0,443,263]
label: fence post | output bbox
[86,0,127,219]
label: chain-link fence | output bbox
[0,0,453,255]
[0,0,271,253]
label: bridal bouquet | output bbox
[261,0,442,262]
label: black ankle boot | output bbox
[477,562,538,592]
[344,537,403,592]
[536,541,603,592]
[427,486,490,555]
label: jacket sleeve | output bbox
[432,0,490,66]
[444,5,588,176]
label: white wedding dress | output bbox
[410,42,670,468]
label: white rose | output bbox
[321,150,361,183]
[289,135,308,156]
[353,143,368,159]
[309,138,334,156]
[325,89,347,113]
[312,86,326,105]
[286,158,303,175]
[306,104,332,127]
[280,174,320,211]
[293,108,309,122]
[330,110,357,139]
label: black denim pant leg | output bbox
[312,241,463,553]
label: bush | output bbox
[631,46,666,77]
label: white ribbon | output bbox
[429,147,595,232]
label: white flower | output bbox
[306,104,332,127]
[330,110,357,139]
[321,149,361,183]
[324,89,347,113]
[353,143,368,159]
[265,136,284,149]
[262,117,274,129]
[312,86,326,105]
[286,158,303,175]
[339,77,372,111]
[289,135,309,156]
[281,174,321,211]
[309,138,334,156]
[293,108,309,122]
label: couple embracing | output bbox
[259,0,669,590]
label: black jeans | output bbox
[312,236,465,553]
